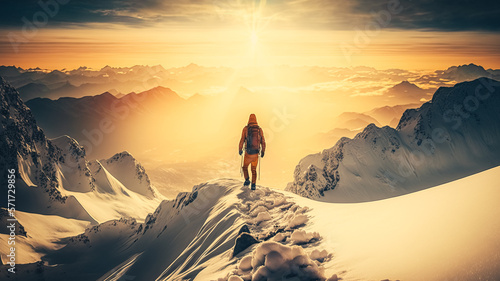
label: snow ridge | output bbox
[11,180,338,281]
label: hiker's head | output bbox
[248,114,258,125]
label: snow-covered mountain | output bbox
[3,167,500,281]
[100,151,157,199]
[0,76,162,223]
[286,77,500,202]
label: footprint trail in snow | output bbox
[219,185,338,281]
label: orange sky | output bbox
[2,27,499,70]
[1,0,500,70]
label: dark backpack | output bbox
[245,125,261,154]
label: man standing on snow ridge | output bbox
[239,114,266,190]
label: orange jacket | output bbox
[239,114,266,154]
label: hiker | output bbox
[239,114,266,190]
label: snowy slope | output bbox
[4,168,499,281]
[287,165,500,281]
[287,77,500,202]
[62,158,162,223]
[0,209,90,264]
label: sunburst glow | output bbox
[250,31,259,47]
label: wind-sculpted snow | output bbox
[287,77,500,202]
[4,179,338,281]
[227,241,334,281]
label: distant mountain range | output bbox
[365,103,420,127]
[313,103,420,151]
[439,63,495,82]
[24,86,190,158]
[1,63,498,102]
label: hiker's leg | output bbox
[242,163,249,180]
[242,154,250,180]
[250,158,258,184]
[243,166,249,181]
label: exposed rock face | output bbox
[233,233,259,257]
[0,76,68,204]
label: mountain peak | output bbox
[385,80,426,102]
[50,135,87,159]
[49,69,66,75]
[186,63,199,68]
[101,65,113,70]
[440,63,491,82]
[95,91,117,100]
[448,63,485,72]
[132,86,183,102]
[101,151,158,199]
[398,80,412,85]
[150,85,173,92]
[0,66,23,77]
[431,77,499,104]
[106,151,135,162]
[391,80,422,90]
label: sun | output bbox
[250,30,259,47]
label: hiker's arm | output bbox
[260,128,266,153]
[238,127,247,151]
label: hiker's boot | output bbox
[243,179,250,186]
[251,183,256,190]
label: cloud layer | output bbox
[1,0,499,31]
